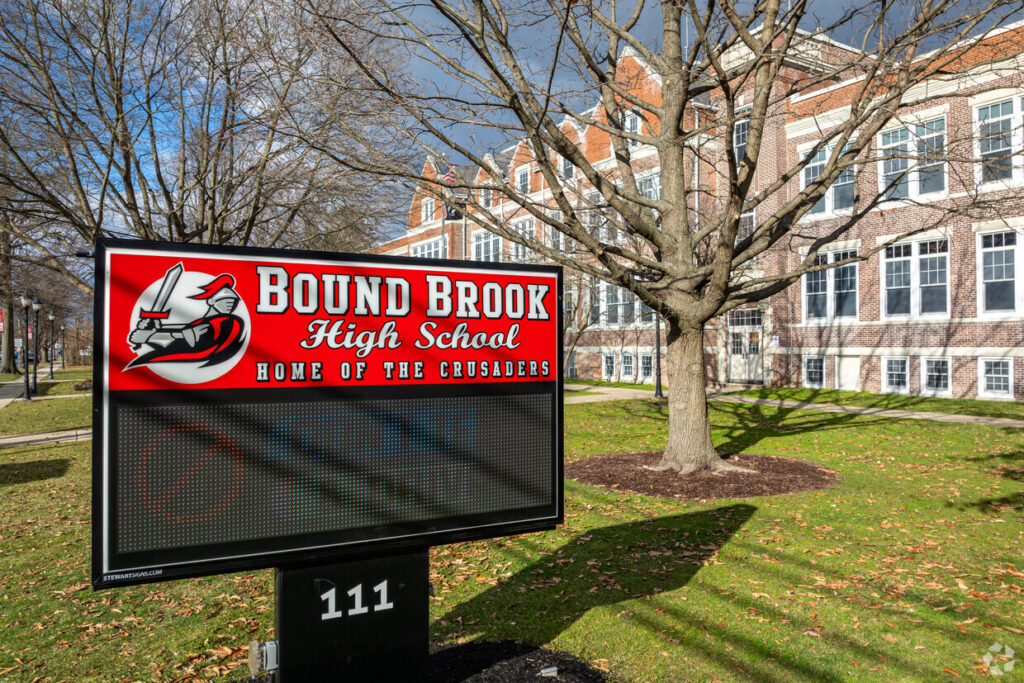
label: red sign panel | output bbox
[104,248,557,390]
[94,240,563,588]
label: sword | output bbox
[132,262,183,348]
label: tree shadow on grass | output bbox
[709,400,901,456]
[0,458,70,487]
[434,504,756,647]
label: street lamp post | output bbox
[654,314,664,399]
[31,298,41,393]
[61,323,66,370]
[47,311,55,380]
[19,293,31,401]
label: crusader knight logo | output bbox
[125,263,250,384]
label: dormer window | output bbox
[517,168,530,193]
[561,156,574,179]
[421,197,435,224]
[622,111,640,148]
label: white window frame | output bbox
[877,117,948,203]
[733,116,749,164]
[603,354,616,380]
[880,238,950,320]
[799,142,856,218]
[803,356,826,389]
[802,250,859,323]
[976,229,1024,318]
[421,197,435,224]
[560,156,575,179]
[516,167,530,194]
[973,93,1024,191]
[510,218,534,261]
[621,353,634,379]
[565,351,578,379]
[640,354,653,380]
[547,210,566,251]
[410,239,443,259]
[622,111,640,149]
[920,356,952,397]
[882,356,910,394]
[480,187,492,208]
[978,357,1014,400]
[472,230,501,262]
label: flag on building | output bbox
[442,165,457,185]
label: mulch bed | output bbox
[566,451,838,500]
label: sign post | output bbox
[92,239,562,677]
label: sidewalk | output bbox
[565,382,1024,429]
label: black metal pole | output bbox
[47,316,54,380]
[61,325,66,369]
[22,304,30,401]
[654,315,664,399]
[32,309,39,393]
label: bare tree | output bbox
[308,0,1019,474]
[0,0,409,293]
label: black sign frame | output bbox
[92,239,563,589]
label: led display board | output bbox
[92,240,562,588]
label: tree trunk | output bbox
[657,321,748,475]
[0,230,16,374]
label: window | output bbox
[884,244,912,315]
[604,282,619,325]
[803,356,825,389]
[548,211,565,251]
[803,145,855,215]
[979,231,1018,313]
[411,239,443,259]
[733,117,749,164]
[638,175,661,200]
[480,188,492,208]
[978,100,1014,183]
[603,354,615,380]
[564,290,574,323]
[803,250,858,322]
[883,357,909,393]
[517,168,530,193]
[729,308,763,327]
[511,219,533,261]
[622,354,634,378]
[882,240,948,318]
[640,354,653,379]
[566,351,578,379]
[917,118,946,195]
[880,128,910,199]
[879,118,947,199]
[588,277,601,325]
[980,358,1012,398]
[731,332,744,355]
[421,197,435,223]
[622,111,640,148]
[922,358,951,395]
[561,156,574,179]
[473,231,500,262]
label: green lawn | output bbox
[0,397,91,436]
[566,377,660,391]
[1,401,1022,680]
[738,386,1024,421]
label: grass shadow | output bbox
[710,400,896,455]
[0,458,70,487]
[435,504,756,645]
